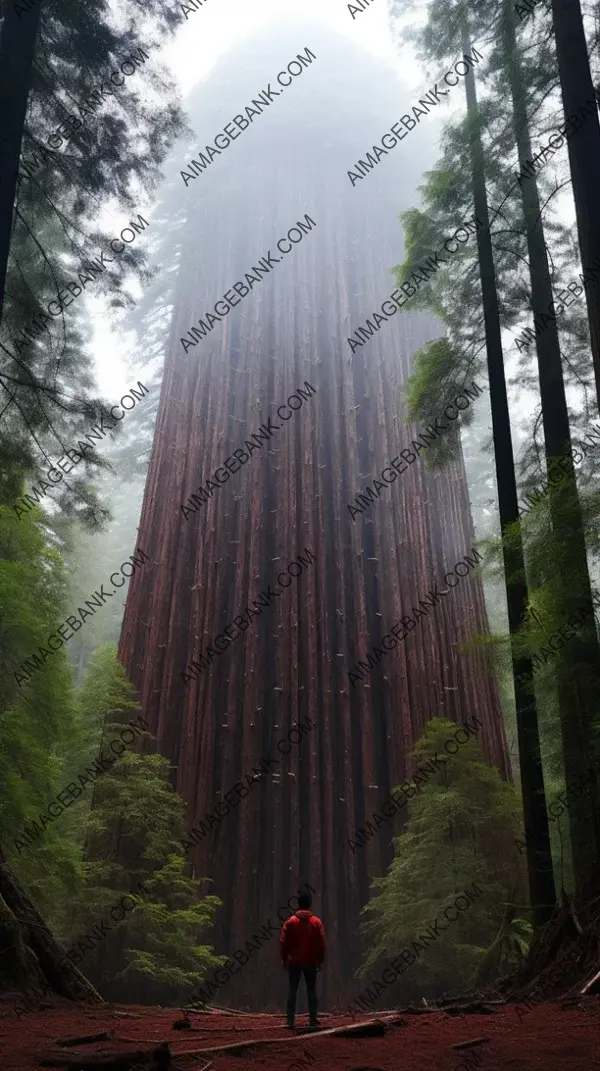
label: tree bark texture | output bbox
[462,23,556,927]
[502,0,600,900]
[551,0,600,408]
[0,0,44,325]
[117,24,509,1009]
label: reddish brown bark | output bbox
[117,23,508,1010]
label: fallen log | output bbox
[39,1041,171,1069]
[56,1032,113,1047]
[442,1003,497,1016]
[183,1006,236,1017]
[381,1018,408,1030]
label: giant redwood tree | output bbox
[116,20,510,1009]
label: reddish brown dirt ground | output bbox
[0,1000,598,1071]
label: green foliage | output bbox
[500,480,600,761]
[474,909,533,985]
[62,644,223,1004]
[113,857,226,1004]
[75,642,141,743]
[358,719,528,997]
[403,337,474,469]
[0,0,188,527]
[2,621,222,1003]
[0,501,86,926]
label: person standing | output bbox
[279,890,326,1028]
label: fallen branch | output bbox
[329,1022,385,1038]
[56,1033,113,1047]
[451,1037,491,1050]
[581,969,600,996]
[393,1006,436,1015]
[173,1018,386,1058]
[184,1007,332,1018]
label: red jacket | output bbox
[280,909,326,968]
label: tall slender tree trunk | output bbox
[0,0,44,326]
[462,23,556,929]
[502,0,600,901]
[550,0,600,407]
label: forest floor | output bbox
[0,997,599,1071]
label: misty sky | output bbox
[89,0,453,396]
[83,0,558,592]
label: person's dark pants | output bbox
[286,964,318,1024]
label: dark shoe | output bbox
[286,1021,295,1029]
[309,1019,321,1028]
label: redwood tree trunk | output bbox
[462,22,556,929]
[550,0,600,408]
[115,23,509,1010]
[0,0,44,325]
[502,0,600,900]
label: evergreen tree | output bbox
[358,719,528,999]
[68,645,224,1004]
[495,0,600,902]
[390,0,600,906]
[0,0,188,993]
[0,499,98,1001]
[389,0,556,927]
[0,0,187,520]
[501,479,600,894]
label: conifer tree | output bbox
[358,720,528,999]
[389,0,556,927]
[496,0,600,902]
[547,0,600,405]
[68,645,224,1004]
[390,0,600,905]
[0,0,187,519]
[0,500,99,1001]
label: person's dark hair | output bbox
[298,890,312,909]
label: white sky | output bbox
[85,0,577,470]
[164,0,405,97]
[90,0,433,398]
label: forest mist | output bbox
[2,0,600,1036]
